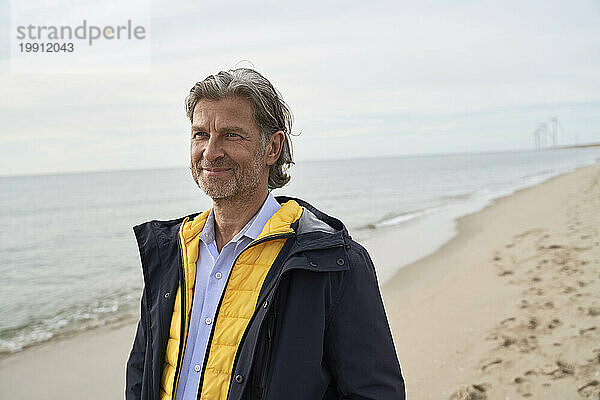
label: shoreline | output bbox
[365,161,598,285]
[0,314,139,361]
[1,163,599,399]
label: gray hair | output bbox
[185,68,295,190]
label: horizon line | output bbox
[1,143,599,179]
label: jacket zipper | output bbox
[194,231,295,399]
[170,232,188,397]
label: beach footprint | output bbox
[577,380,599,399]
[449,383,491,400]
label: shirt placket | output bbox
[187,239,242,398]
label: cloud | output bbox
[1,0,599,175]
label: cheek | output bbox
[190,143,202,161]
[221,143,248,162]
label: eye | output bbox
[192,131,208,139]
[225,132,241,138]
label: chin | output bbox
[200,182,238,200]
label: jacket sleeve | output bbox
[325,244,406,399]
[125,288,147,400]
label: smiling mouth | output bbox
[202,167,232,176]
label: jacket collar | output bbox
[134,196,351,272]
[180,198,303,245]
[191,192,282,246]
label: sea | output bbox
[1,147,599,354]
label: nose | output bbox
[203,135,224,162]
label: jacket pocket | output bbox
[250,299,277,400]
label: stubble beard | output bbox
[191,150,266,201]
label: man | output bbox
[126,68,405,400]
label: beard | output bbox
[191,150,266,201]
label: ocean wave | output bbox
[358,162,588,233]
[0,294,139,355]
[374,205,449,228]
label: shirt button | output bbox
[205,317,212,325]
[215,272,223,279]
[194,364,201,372]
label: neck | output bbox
[212,187,269,252]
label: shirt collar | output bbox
[244,191,281,240]
[198,191,281,245]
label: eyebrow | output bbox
[190,125,248,134]
[220,126,247,134]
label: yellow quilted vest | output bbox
[160,200,303,400]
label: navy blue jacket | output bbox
[126,196,405,400]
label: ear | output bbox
[265,131,285,166]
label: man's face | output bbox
[190,97,269,200]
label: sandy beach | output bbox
[1,163,599,399]
[384,162,600,399]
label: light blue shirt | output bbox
[174,192,281,400]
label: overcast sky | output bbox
[1,0,599,176]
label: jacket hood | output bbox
[276,196,348,236]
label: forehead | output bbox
[192,97,256,128]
